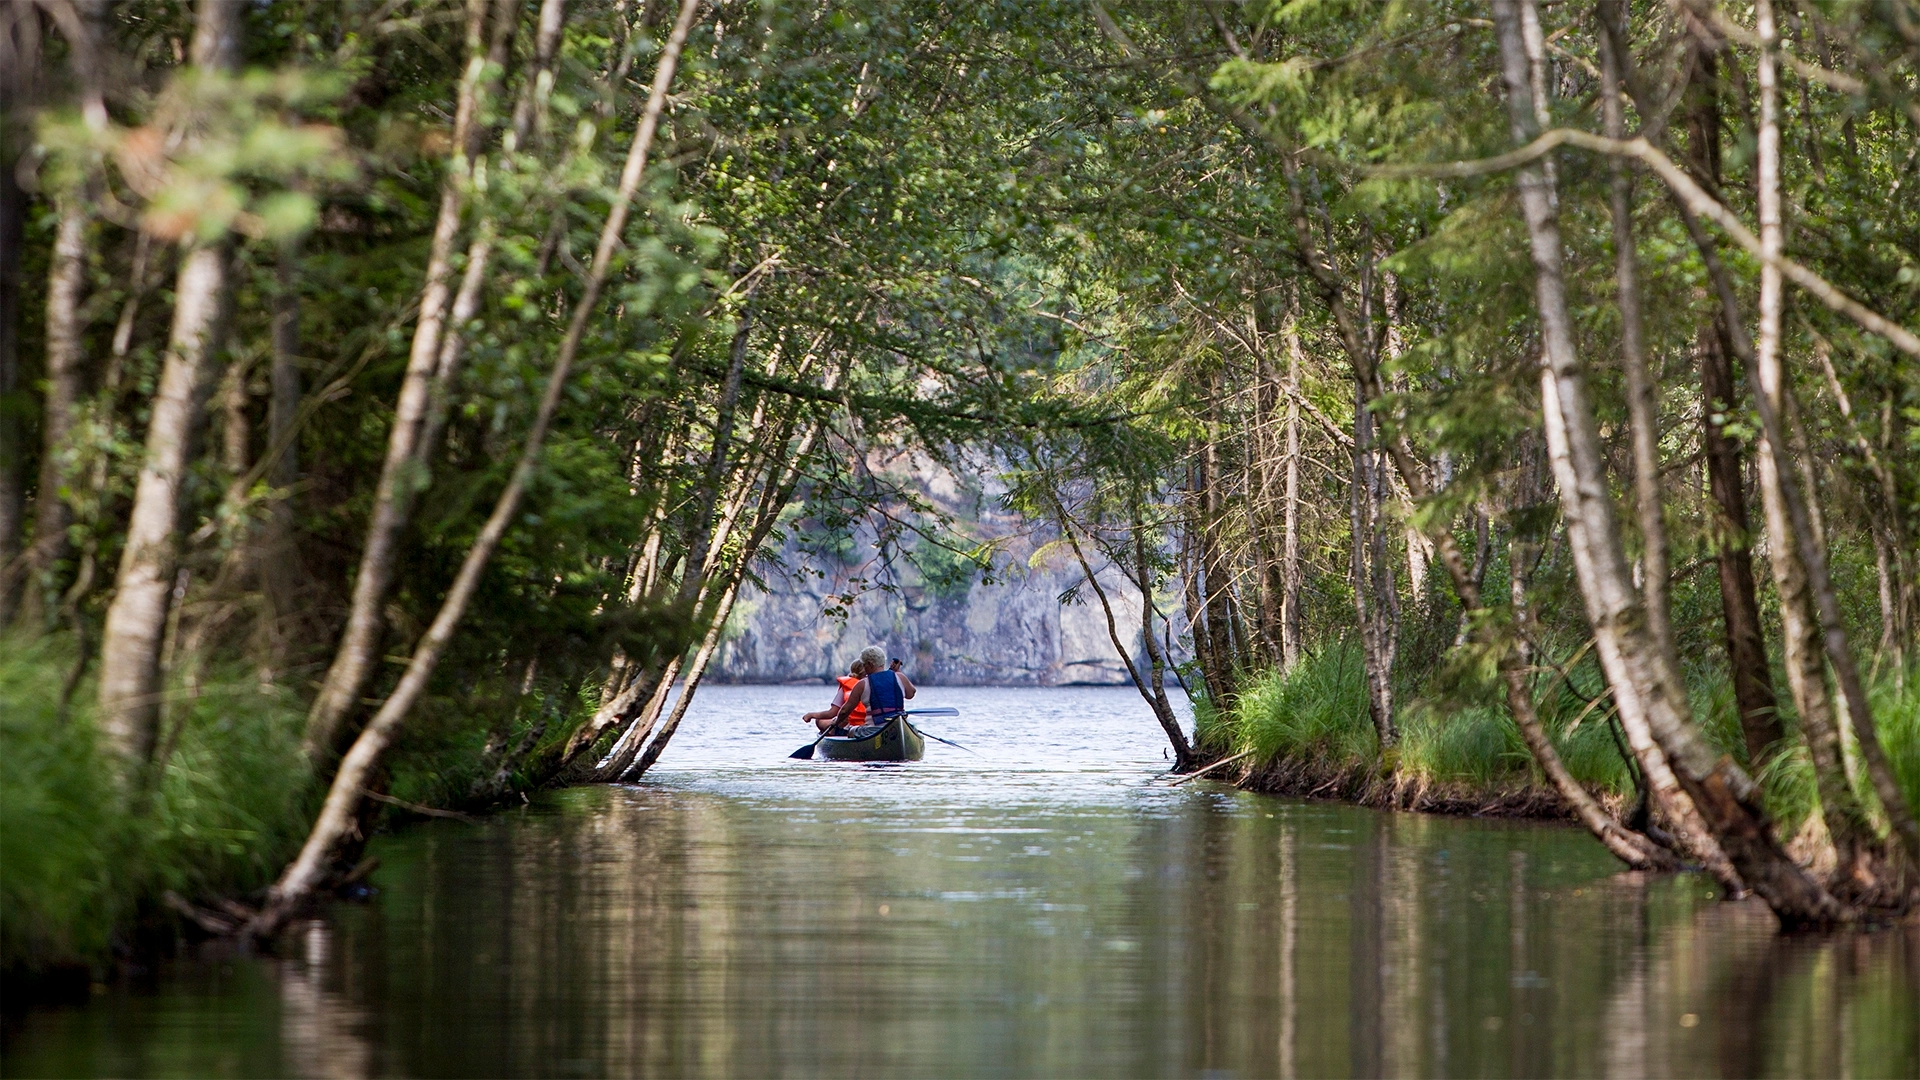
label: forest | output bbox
[2,0,1917,981]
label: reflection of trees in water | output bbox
[1161,801,1918,1078]
[293,790,1913,1077]
[278,920,372,1079]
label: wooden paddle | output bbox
[789,707,960,759]
[910,724,977,755]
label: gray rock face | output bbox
[710,455,1163,687]
[712,557,1144,687]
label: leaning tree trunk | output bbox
[1492,0,1844,926]
[303,0,513,760]
[95,0,241,773]
[1594,0,1738,879]
[249,0,700,938]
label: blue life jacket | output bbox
[866,669,905,718]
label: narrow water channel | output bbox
[8,686,1917,1077]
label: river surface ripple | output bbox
[7,685,1918,1077]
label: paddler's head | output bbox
[859,645,887,673]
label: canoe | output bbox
[816,714,925,762]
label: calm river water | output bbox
[7,685,1919,1077]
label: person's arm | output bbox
[890,658,916,698]
[803,684,850,723]
[832,679,869,726]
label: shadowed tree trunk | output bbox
[1199,385,1239,709]
[95,0,242,773]
[1598,0,1671,660]
[26,0,112,634]
[254,239,305,669]
[23,193,92,628]
[0,8,26,629]
[1683,27,1783,764]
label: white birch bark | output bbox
[95,0,241,770]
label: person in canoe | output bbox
[826,646,915,733]
[802,656,871,732]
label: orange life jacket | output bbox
[836,675,869,723]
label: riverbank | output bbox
[0,631,548,984]
[1193,645,1920,836]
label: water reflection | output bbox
[277,922,372,1079]
[5,686,1916,1077]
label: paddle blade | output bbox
[790,743,818,759]
[904,707,959,717]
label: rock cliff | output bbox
[711,457,1160,687]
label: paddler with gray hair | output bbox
[828,645,916,733]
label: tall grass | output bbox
[1202,645,1920,818]
[1200,643,1640,796]
[1,631,313,976]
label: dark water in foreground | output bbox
[7,686,1918,1078]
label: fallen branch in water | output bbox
[1166,748,1256,786]
[365,791,477,823]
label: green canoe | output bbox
[816,714,926,762]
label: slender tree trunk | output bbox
[1492,0,1843,926]
[1349,368,1395,749]
[1199,393,1238,707]
[304,0,508,759]
[1051,483,1193,767]
[1281,286,1304,669]
[95,0,242,773]
[254,240,304,668]
[22,200,91,628]
[1594,1,1740,878]
[16,1,105,630]
[1682,21,1784,765]
[251,0,700,936]
[1599,0,1671,659]
[0,60,24,628]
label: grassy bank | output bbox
[1195,643,1920,834]
[0,628,592,982]
[0,633,316,981]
